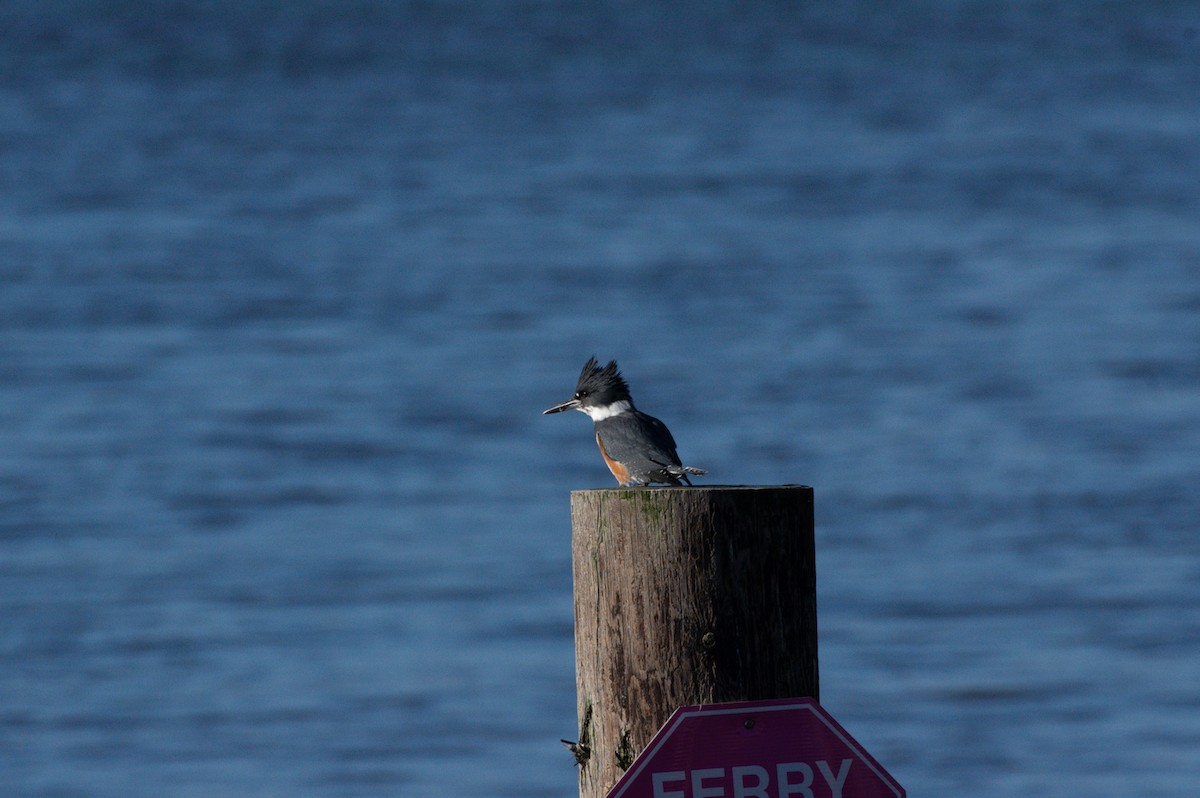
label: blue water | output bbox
[2,3,1198,796]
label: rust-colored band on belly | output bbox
[595,431,630,485]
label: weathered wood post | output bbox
[569,485,817,798]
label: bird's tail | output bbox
[666,465,707,477]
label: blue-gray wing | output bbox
[596,411,683,476]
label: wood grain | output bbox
[570,485,818,798]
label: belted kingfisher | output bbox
[544,357,706,487]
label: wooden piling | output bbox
[569,485,818,798]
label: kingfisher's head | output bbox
[543,357,634,420]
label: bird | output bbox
[543,357,706,487]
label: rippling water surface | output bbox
[2,3,1198,796]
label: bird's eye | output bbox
[576,391,588,399]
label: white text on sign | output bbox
[651,760,853,798]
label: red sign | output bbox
[606,698,904,798]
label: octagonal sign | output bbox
[606,698,904,798]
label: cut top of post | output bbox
[571,484,812,495]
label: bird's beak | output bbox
[543,398,581,415]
